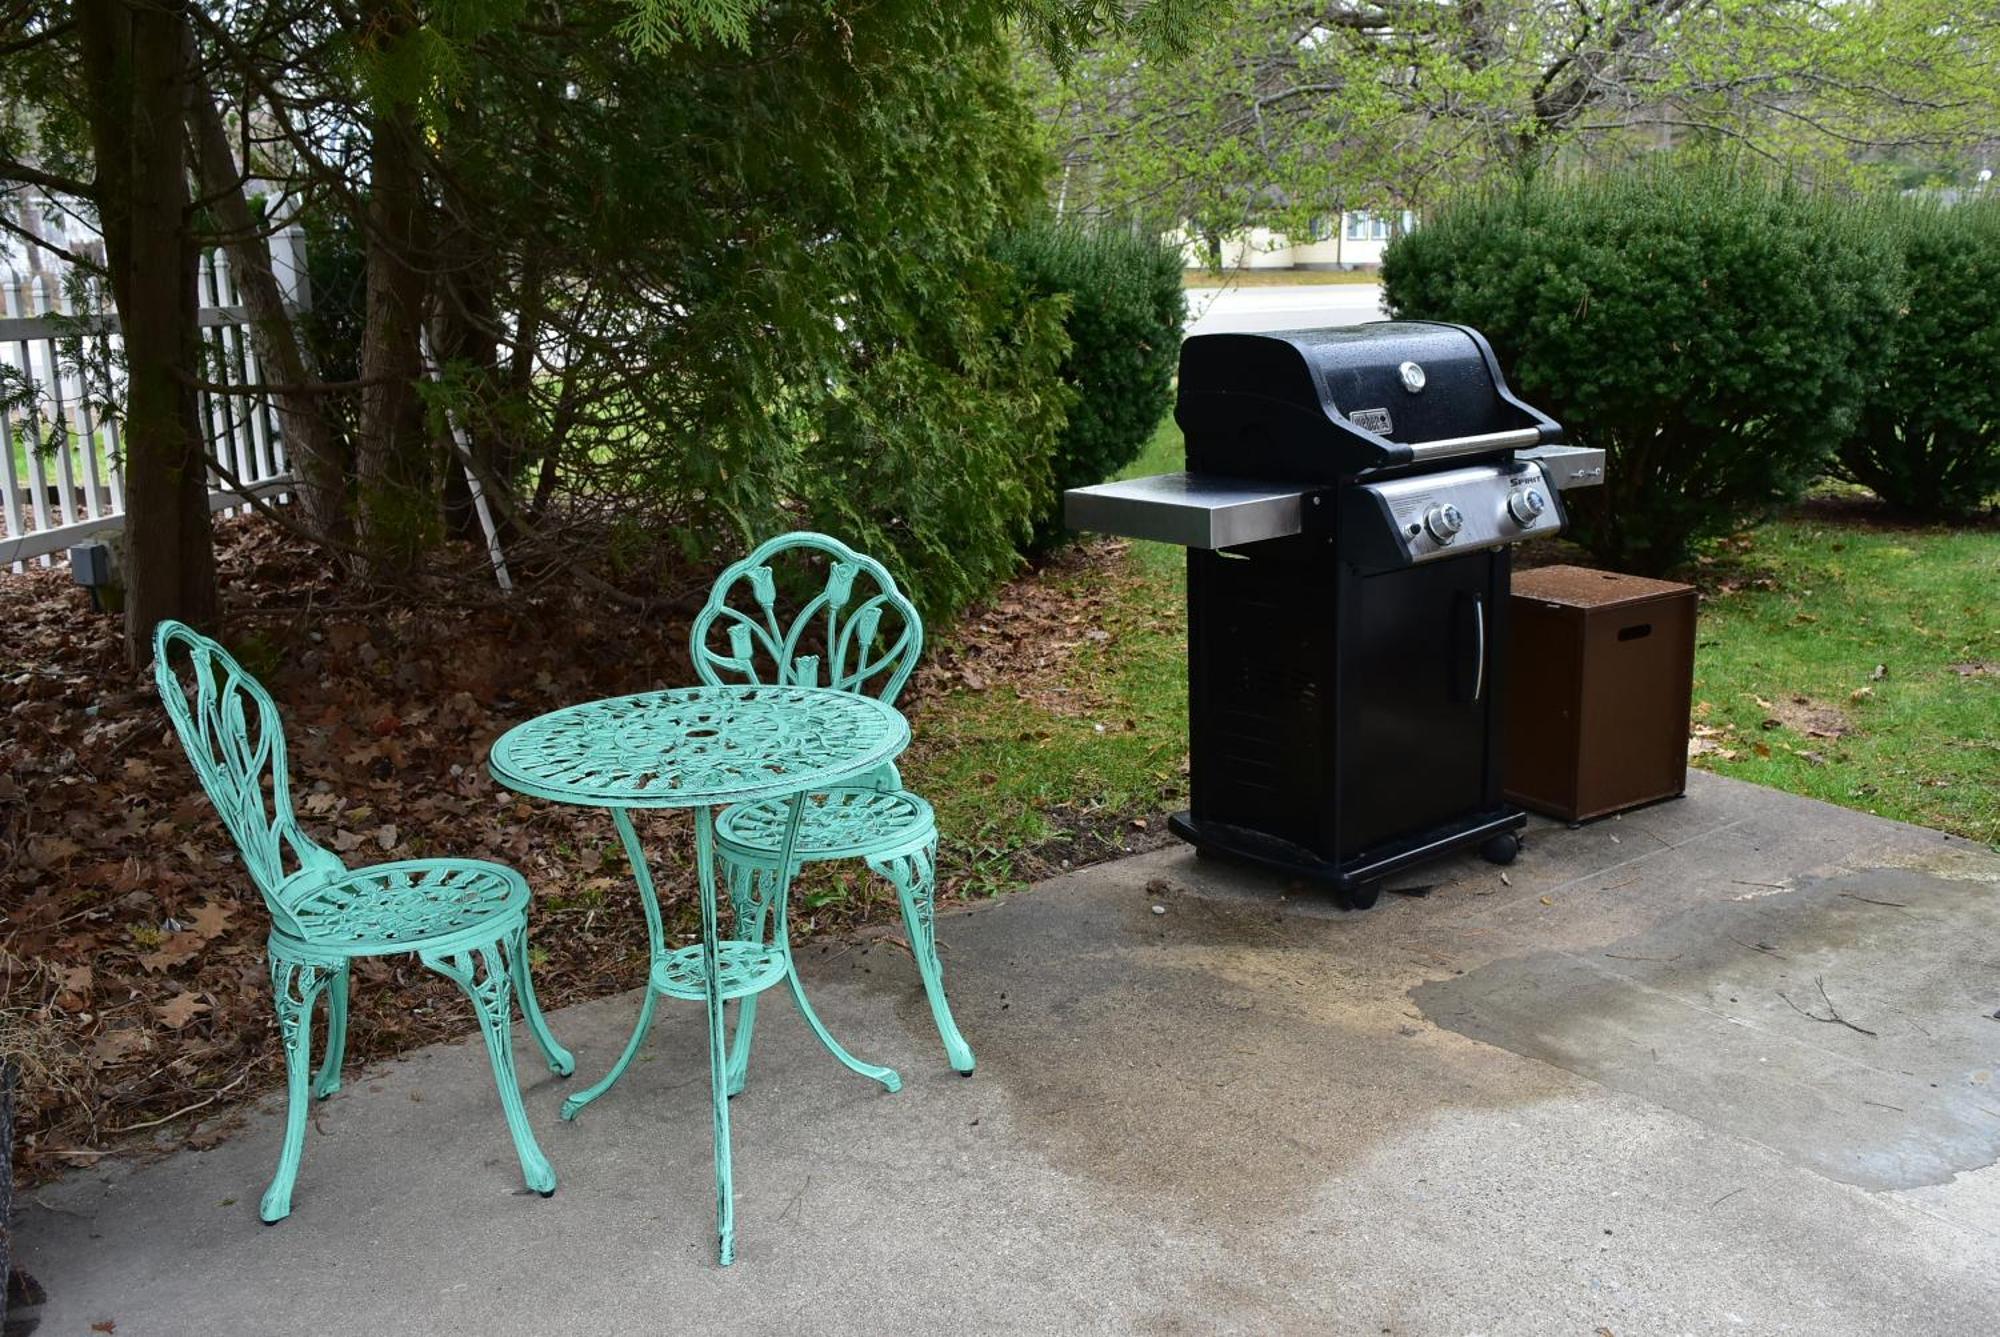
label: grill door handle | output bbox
[1470,594,1486,702]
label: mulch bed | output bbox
[0,518,1144,1183]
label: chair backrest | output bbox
[690,532,923,704]
[152,621,342,928]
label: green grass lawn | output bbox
[909,419,1998,899]
[1688,520,1997,846]
[7,427,117,493]
[902,422,1190,895]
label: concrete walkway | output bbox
[18,771,2000,1335]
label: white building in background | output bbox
[1170,209,1418,272]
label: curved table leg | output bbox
[561,990,658,1122]
[779,960,902,1093]
[769,795,901,1094]
[561,807,667,1122]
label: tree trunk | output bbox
[77,0,214,667]
[434,267,501,544]
[188,73,352,553]
[354,54,432,583]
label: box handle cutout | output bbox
[1617,623,1653,642]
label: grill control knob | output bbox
[1507,486,1548,526]
[1423,503,1464,543]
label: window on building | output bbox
[1345,210,1397,242]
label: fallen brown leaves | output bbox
[0,517,714,1179]
[913,540,1141,719]
[1,519,1159,1181]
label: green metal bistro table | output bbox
[488,684,911,1264]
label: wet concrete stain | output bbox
[1416,864,2000,1192]
[873,877,1572,1227]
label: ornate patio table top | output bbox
[488,684,910,810]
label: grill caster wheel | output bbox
[1343,885,1381,911]
[1479,832,1521,866]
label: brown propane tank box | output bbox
[1504,565,1697,822]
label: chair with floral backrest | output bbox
[690,532,974,1093]
[151,620,573,1222]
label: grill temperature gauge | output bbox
[1507,486,1548,526]
[1423,503,1465,543]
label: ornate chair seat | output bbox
[278,859,532,958]
[715,787,934,863]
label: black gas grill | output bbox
[1066,321,1605,907]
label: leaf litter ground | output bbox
[0,518,1167,1181]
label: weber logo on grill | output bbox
[1350,407,1394,435]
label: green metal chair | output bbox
[691,533,974,1093]
[151,620,573,1222]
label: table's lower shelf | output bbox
[649,940,789,1001]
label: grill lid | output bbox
[1176,320,1562,480]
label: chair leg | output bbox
[722,859,776,1098]
[873,840,975,1074]
[508,921,576,1077]
[311,962,350,1100]
[421,938,557,1198]
[262,950,335,1223]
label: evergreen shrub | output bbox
[1383,167,1902,572]
[992,220,1185,551]
[1839,198,2000,519]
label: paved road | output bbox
[1185,280,1386,335]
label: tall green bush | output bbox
[992,220,1185,551]
[797,264,1074,623]
[1839,199,2000,520]
[1382,167,1903,574]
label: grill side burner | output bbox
[1065,321,1607,907]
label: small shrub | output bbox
[1839,199,2000,520]
[992,220,1184,551]
[1382,166,1903,573]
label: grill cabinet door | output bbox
[1336,553,1504,859]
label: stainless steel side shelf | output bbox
[1516,444,1606,490]
[1063,472,1308,549]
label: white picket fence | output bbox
[0,230,306,571]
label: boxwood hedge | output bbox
[1839,198,2000,520]
[993,220,1184,552]
[1382,167,1903,573]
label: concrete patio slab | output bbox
[17,770,2000,1335]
